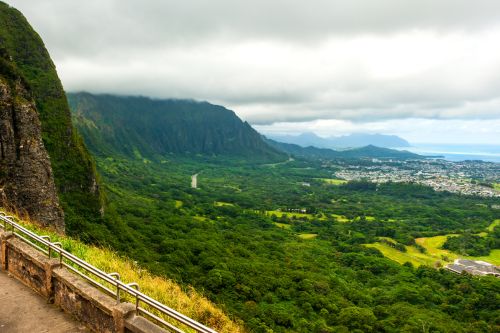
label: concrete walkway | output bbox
[0,271,89,333]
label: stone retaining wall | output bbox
[0,229,169,333]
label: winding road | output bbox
[191,173,198,189]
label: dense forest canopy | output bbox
[67,146,500,332]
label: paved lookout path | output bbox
[0,270,89,333]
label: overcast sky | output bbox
[6,0,500,144]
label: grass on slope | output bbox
[273,222,292,230]
[365,242,441,267]
[214,201,234,207]
[298,233,318,240]
[487,219,500,232]
[1,210,244,333]
[331,214,350,223]
[266,210,310,219]
[416,234,500,266]
[266,210,344,222]
[316,178,348,185]
[368,226,500,268]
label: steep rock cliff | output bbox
[0,52,63,231]
[0,2,103,231]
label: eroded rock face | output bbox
[0,71,64,231]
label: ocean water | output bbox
[398,144,500,163]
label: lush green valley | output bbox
[65,94,500,332]
[68,151,500,332]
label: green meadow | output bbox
[316,178,348,185]
[368,220,500,267]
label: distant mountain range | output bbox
[267,132,410,149]
[68,92,285,161]
[266,139,422,160]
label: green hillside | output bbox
[266,138,423,160]
[0,2,103,232]
[68,92,285,162]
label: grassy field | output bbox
[467,250,500,265]
[366,242,441,267]
[369,227,500,267]
[273,222,292,230]
[317,178,347,185]
[416,234,500,266]
[214,201,235,207]
[0,211,243,333]
[487,219,500,232]
[353,216,376,221]
[266,210,311,219]
[493,183,500,191]
[266,210,349,223]
[298,233,318,240]
[331,214,350,223]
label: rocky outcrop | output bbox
[0,56,64,231]
[0,2,104,231]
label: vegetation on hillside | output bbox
[68,92,285,162]
[0,2,103,232]
[443,226,500,257]
[63,146,500,332]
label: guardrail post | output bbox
[0,231,14,270]
[127,283,140,313]
[110,273,121,303]
[113,303,136,333]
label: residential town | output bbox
[333,159,500,198]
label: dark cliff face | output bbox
[0,56,64,231]
[0,2,104,231]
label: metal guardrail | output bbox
[0,212,217,333]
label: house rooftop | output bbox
[445,259,500,277]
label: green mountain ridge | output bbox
[266,138,423,160]
[68,92,286,162]
[0,1,103,231]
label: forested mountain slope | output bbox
[0,2,103,231]
[69,92,285,162]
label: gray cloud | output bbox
[5,0,500,139]
[12,0,500,53]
